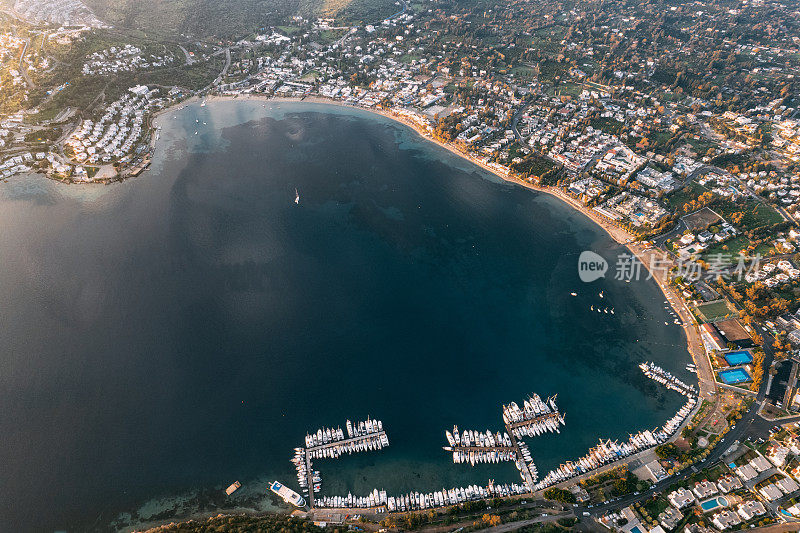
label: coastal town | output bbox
[3,0,800,531]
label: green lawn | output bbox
[277,25,301,34]
[555,82,583,97]
[511,65,537,79]
[694,300,734,322]
[589,116,624,136]
[701,235,750,259]
[713,198,783,229]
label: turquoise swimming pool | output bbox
[719,368,751,384]
[701,496,728,512]
[724,350,753,366]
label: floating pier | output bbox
[307,431,389,459]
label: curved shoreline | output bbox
[94,93,713,530]
[160,93,709,396]
[51,95,720,530]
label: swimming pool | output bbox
[719,368,752,384]
[630,527,644,533]
[724,350,753,366]
[700,496,728,512]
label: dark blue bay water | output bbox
[0,101,691,532]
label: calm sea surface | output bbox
[0,101,691,531]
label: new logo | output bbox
[578,251,608,282]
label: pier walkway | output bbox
[305,450,315,508]
[306,431,387,453]
[506,411,560,431]
[505,428,536,488]
[450,445,516,453]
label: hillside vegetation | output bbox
[84,0,300,39]
[83,0,397,39]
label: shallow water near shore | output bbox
[0,100,691,531]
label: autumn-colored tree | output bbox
[482,514,502,527]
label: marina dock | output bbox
[447,444,516,452]
[291,417,389,508]
[306,430,389,457]
[304,450,315,508]
[506,428,537,487]
[505,410,562,432]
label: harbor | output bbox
[290,362,698,513]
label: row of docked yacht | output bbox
[346,417,383,438]
[535,428,666,489]
[450,449,517,465]
[308,432,389,459]
[535,388,699,489]
[303,418,385,448]
[639,362,697,397]
[502,393,558,424]
[291,448,321,494]
[502,394,566,437]
[305,427,345,448]
[316,483,530,511]
[445,426,513,448]
[664,396,697,433]
[317,488,387,510]
[510,413,565,438]
[515,455,538,484]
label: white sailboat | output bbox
[295,188,300,204]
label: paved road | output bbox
[199,47,232,94]
[510,98,533,142]
[179,45,196,66]
[221,48,231,79]
[479,511,574,532]
[748,523,800,533]
[18,38,36,89]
